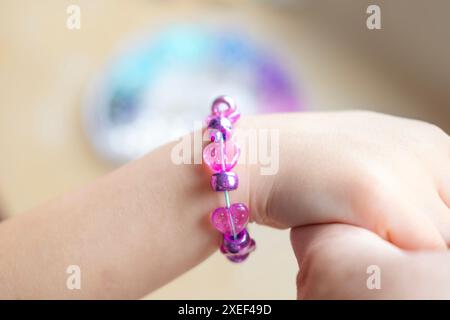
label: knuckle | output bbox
[424,122,447,138]
[347,163,392,233]
[350,164,387,206]
[431,124,450,144]
[413,120,448,140]
[251,180,284,228]
[412,120,450,154]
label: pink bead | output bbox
[211,95,237,115]
[203,140,240,172]
[206,116,233,141]
[211,203,249,236]
[210,95,241,123]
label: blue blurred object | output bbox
[84,25,302,164]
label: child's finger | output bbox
[377,201,447,251]
[290,224,400,269]
[350,184,448,251]
[290,224,403,299]
[290,224,450,299]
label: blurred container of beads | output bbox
[83,25,303,164]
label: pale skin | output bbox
[0,111,449,299]
[291,224,450,299]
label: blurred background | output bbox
[0,0,449,299]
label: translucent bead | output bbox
[211,203,249,236]
[210,95,241,123]
[203,140,240,172]
[210,172,238,191]
[206,116,233,142]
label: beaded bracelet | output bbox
[202,96,256,263]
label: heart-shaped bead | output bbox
[211,203,249,236]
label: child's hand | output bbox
[240,111,450,250]
[290,224,450,299]
[2,110,448,298]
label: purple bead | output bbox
[210,172,239,191]
[222,229,251,253]
[220,229,256,263]
[207,116,233,141]
[227,253,250,263]
[224,241,256,263]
